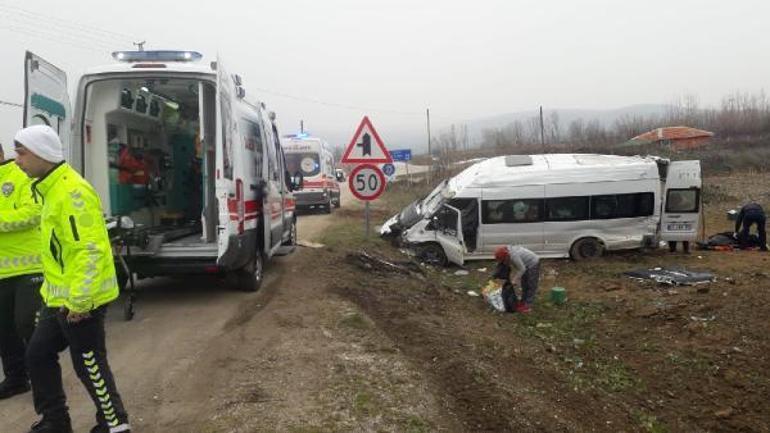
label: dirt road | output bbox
[1,187,439,432]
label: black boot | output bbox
[27,417,73,433]
[0,378,30,399]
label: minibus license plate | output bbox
[667,223,692,231]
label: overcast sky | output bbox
[1,0,769,154]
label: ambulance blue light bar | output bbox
[112,51,203,63]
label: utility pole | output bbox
[300,120,304,134]
[426,108,432,183]
[539,106,546,152]
[133,41,146,51]
[426,108,432,156]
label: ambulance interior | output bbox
[83,78,219,254]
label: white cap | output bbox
[14,125,64,163]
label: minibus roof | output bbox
[450,154,662,191]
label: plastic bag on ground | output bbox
[480,280,506,312]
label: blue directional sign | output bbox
[382,163,396,177]
[389,149,412,162]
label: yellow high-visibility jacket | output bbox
[33,162,118,313]
[0,160,42,279]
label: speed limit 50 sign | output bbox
[349,164,386,201]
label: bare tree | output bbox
[548,111,561,144]
[568,118,585,147]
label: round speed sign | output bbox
[348,164,386,201]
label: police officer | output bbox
[0,142,43,400]
[734,202,767,251]
[14,126,130,433]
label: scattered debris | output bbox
[297,240,325,249]
[715,407,735,419]
[346,250,425,280]
[466,290,480,297]
[477,267,488,273]
[624,267,716,286]
[696,286,711,294]
[690,315,716,322]
[454,270,470,276]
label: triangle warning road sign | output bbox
[341,116,393,164]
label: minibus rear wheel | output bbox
[570,238,605,261]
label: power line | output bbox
[0,12,129,50]
[0,21,118,54]
[252,86,451,120]
[0,2,137,45]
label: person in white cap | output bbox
[14,125,130,433]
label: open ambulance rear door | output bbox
[215,55,246,269]
[23,51,71,155]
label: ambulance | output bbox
[282,134,340,212]
[22,50,300,303]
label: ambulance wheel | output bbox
[417,243,448,267]
[324,199,333,214]
[333,195,341,208]
[570,238,604,261]
[236,253,265,292]
[282,217,297,246]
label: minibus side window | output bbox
[546,197,589,221]
[591,192,655,219]
[482,199,543,224]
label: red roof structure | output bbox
[631,126,714,150]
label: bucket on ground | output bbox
[550,287,567,304]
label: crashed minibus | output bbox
[381,154,701,266]
[22,50,300,305]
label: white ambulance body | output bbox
[23,50,299,294]
[282,134,340,212]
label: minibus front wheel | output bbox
[417,243,448,267]
[570,238,605,261]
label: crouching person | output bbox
[14,126,130,433]
[494,245,540,314]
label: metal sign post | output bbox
[342,117,392,238]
